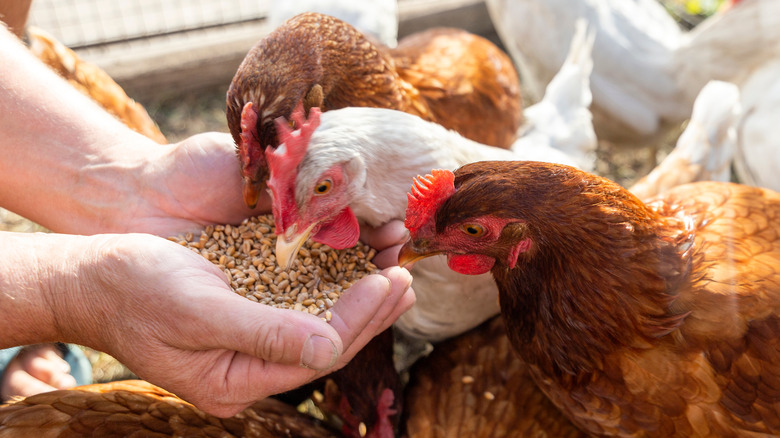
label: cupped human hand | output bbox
[56,233,414,417]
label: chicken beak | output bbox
[243,177,261,209]
[275,223,317,270]
[397,240,441,269]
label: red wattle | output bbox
[447,254,495,275]
[312,207,360,249]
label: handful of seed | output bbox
[169,215,378,321]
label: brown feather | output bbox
[0,380,338,437]
[403,316,587,438]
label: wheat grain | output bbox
[169,215,378,319]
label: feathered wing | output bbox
[0,380,339,437]
[404,317,587,438]
[390,27,523,149]
[546,182,780,436]
[513,18,597,172]
[629,80,740,201]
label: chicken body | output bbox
[0,380,338,437]
[400,161,780,436]
[486,0,780,148]
[227,12,521,207]
[403,316,587,438]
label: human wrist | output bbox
[0,232,100,348]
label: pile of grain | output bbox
[169,215,378,320]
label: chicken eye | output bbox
[314,179,332,195]
[461,223,485,237]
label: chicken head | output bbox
[266,104,361,269]
[399,168,532,275]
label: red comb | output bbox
[265,102,321,232]
[404,169,456,233]
[265,102,320,178]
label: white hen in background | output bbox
[486,0,780,148]
[628,80,740,200]
[733,59,780,193]
[512,19,597,172]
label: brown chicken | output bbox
[403,316,586,437]
[226,12,521,207]
[0,380,338,437]
[26,26,167,144]
[398,161,780,436]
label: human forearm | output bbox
[0,25,262,235]
[0,25,173,234]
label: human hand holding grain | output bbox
[0,230,414,417]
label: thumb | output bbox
[359,220,409,251]
[199,291,344,371]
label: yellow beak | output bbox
[397,240,441,269]
[275,223,317,270]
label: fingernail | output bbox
[300,335,338,371]
[394,227,410,246]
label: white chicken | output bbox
[512,19,596,172]
[629,79,740,200]
[486,0,780,148]
[732,59,780,193]
[267,27,596,341]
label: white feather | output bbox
[513,18,597,171]
[733,59,780,193]
[629,80,740,201]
